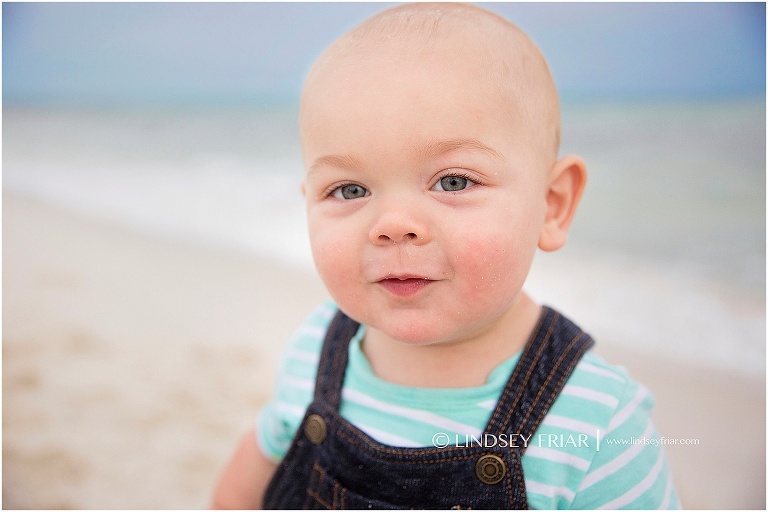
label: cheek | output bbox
[310,226,342,277]
[451,215,538,304]
[459,238,522,292]
[308,219,362,299]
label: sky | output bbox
[3,2,766,106]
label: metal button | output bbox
[475,454,506,485]
[304,414,327,444]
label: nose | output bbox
[369,204,432,247]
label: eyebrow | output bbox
[308,153,366,174]
[418,138,504,161]
[307,137,503,175]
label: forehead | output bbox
[306,11,513,100]
[301,9,559,160]
[301,41,523,157]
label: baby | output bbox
[212,3,680,509]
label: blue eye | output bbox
[332,183,369,200]
[432,174,476,192]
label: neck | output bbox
[361,293,541,388]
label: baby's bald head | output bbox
[301,3,561,163]
[300,3,588,323]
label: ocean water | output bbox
[3,99,765,374]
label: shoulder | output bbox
[535,308,651,443]
[524,349,679,509]
[522,351,630,507]
[563,351,638,425]
[571,352,679,508]
[256,301,338,461]
[279,299,338,377]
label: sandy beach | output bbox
[3,192,765,509]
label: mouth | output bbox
[376,276,434,297]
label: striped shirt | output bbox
[258,301,681,509]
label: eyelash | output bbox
[320,171,482,199]
[438,171,479,186]
[321,181,362,199]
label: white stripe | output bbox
[274,401,308,419]
[294,324,328,341]
[579,361,626,383]
[597,449,665,509]
[342,388,482,436]
[316,303,337,320]
[659,473,674,508]
[476,399,497,410]
[285,348,319,365]
[607,385,649,434]
[283,376,314,391]
[562,385,620,409]
[579,422,655,490]
[525,445,591,471]
[524,479,576,502]
[542,414,600,437]
[353,421,423,447]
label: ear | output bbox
[300,180,307,197]
[538,155,587,252]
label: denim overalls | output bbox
[263,306,594,509]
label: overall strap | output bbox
[485,306,594,451]
[313,309,361,410]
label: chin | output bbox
[341,301,485,346]
[371,317,459,346]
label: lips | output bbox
[377,276,433,297]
